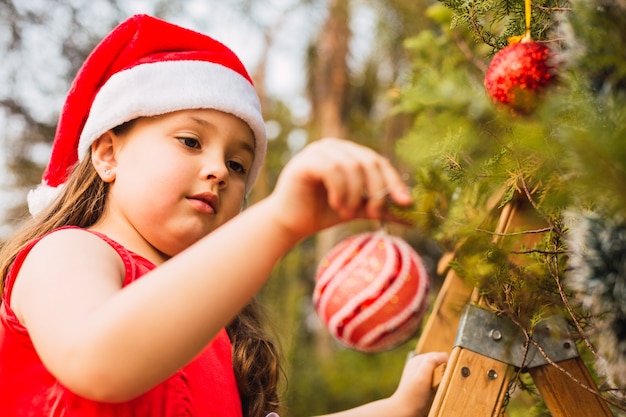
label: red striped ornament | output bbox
[313,231,430,353]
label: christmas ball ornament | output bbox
[313,231,430,353]
[484,40,555,113]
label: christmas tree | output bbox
[394,0,626,414]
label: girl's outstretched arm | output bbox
[315,352,448,417]
[11,138,413,402]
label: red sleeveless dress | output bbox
[0,227,243,417]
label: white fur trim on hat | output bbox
[78,59,267,192]
[28,60,267,216]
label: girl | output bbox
[0,14,447,417]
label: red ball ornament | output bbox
[484,40,555,113]
[313,231,430,353]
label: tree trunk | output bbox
[311,0,350,140]
[309,0,351,359]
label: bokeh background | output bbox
[0,2,443,415]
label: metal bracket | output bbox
[454,304,579,369]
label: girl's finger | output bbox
[320,140,373,218]
[361,154,411,219]
[323,164,352,216]
[378,157,412,206]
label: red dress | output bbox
[0,227,243,417]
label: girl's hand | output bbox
[312,351,448,417]
[390,352,448,417]
[268,138,412,238]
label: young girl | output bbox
[0,14,447,417]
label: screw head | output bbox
[489,329,503,341]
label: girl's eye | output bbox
[178,137,201,149]
[227,160,247,175]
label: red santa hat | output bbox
[27,14,266,215]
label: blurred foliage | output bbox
[0,1,441,415]
[272,0,446,414]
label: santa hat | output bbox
[27,14,266,216]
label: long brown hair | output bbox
[228,299,284,416]
[0,135,283,416]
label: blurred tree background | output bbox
[0,1,440,415]
[2,0,625,416]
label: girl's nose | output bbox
[201,156,229,188]
[206,172,227,188]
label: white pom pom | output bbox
[27,183,62,216]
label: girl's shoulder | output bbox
[8,227,154,320]
[11,226,123,275]
[28,226,125,269]
[7,227,128,322]
[31,225,112,247]
[24,226,154,284]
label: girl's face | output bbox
[95,109,255,261]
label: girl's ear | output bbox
[91,131,118,183]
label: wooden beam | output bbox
[529,358,613,417]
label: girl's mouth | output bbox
[187,192,218,214]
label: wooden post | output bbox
[529,358,613,416]
[415,267,473,355]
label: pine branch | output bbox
[440,0,572,53]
